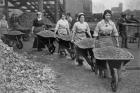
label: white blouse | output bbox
[72,22,90,33]
[0,20,8,28]
[93,20,119,37]
[72,22,90,41]
[55,19,69,30]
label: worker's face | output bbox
[37,14,42,18]
[105,13,111,20]
[61,14,66,20]
[79,15,85,22]
[2,16,6,20]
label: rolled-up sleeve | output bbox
[93,22,100,37]
[0,21,1,28]
[6,21,8,28]
[112,23,119,36]
[55,20,60,31]
[66,21,70,30]
[72,23,77,33]
[86,22,90,33]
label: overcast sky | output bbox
[92,0,140,13]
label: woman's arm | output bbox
[31,26,35,33]
[114,36,119,47]
[6,21,9,29]
[93,22,100,38]
[66,21,70,35]
[54,20,60,35]
[112,22,119,47]
[86,22,92,38]
[0,21,1,28]
[31,19,36,33]
[71,23,77,41]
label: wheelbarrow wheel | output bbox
[111,68,119,92]
[69,49,76,60]
[8,41,15,47]
[16,40,23,49]
[59,47,66,56]
[70,53,76,60]
[49,46,55,54]
[22,34,30,41]
[111,81,117,92]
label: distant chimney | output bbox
[119,3,123,11]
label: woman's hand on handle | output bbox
[116,43,119,48]
[71,39,74,43]
[114,36,119,48]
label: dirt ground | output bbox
[15,37,140,93]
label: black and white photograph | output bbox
[0,0,139,93]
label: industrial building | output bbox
[0,0,92,22]
[65,0,92,17]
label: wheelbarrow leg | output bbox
[82,50,95,71]
[66,42,76,60]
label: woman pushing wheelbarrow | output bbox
[71,13,95,71]
[92,10,134,92]
[54,13,71,56]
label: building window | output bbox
[0,0,4,6]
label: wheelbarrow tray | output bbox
[74,38,95,49]
[93,46,134,60]
[36,30,55,38]
[7,31,25,35]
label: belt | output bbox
[99,33,111,36]
[77,31,86,34]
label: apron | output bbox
[95,35,115,78]
[32,26,44,48]
[95,35,114,48]
[0,27,8,34]
[57,28,68,36]
[0,21,8,36]
[74,31,87,42]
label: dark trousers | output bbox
[75,46,94,66]
[120,32,128,48]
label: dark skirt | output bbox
[32,26,45,49]
[33,35,55,52]
[32,35,46,49]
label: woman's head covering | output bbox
[60,13,66,18]
[37,12,42,15]
[103,10,112,19]
[78,12,85,21]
